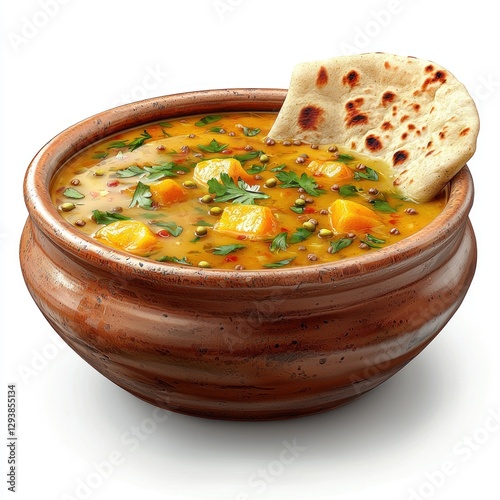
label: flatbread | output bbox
[268,53,479,202]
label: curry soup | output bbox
[50,112,446,270]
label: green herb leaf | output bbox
[233,150,264,163]
[289,227,314,244]
[158,255,193,266]
[207,173,270,205]
[362,233,386,248]
[242,126,261,137]
[192,220,214,227]
[92,210,131,225]
[107,140,129,149]
[144,162,189,180]
[329,238,353,253]
[63,188,85,199]
[129,181,153,209]
[338,185,359,197]
[269,232,289,253]
[270,164,287,172]
[128,130,152,152]
[335,154,355,164]
[154,221,183,237]
[158,121,173,128]
[92,151,108,160]
[195,115,222,127]
[245,164,266,175]
[275,170,325,197]
[354,167,379,181]
[210,126,225,133]
[263,257,295,268]
[197,139,229,153]
[209,244,246,255]
[290,206,304,214]
[372,200,397,213]
[116,165,144,178]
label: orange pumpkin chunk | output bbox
[215,205,279,240]
[149,179,186,206]
[95,220,159,255]
[307,160,354,183]
[329,199,382,233]
[193,158,254,185]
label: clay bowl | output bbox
[20,89,476,420]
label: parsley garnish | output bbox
[153,221,183,237]
[207,173,270,205]
[195,115,222,127]
[275,171,325,197]
[107,130,152,152]
[158,255,193,266]
[129,181,153,209]
[354,167,379,181]
[263,257,295,269]
[371,200,397,213]
[242,126,261,137]
[289,227,314,244]
[208,244,246,255]
[269,232,289,253]
[338,185,359,197]
[329,238,353,253]
[197,139,228,153]
[92,210,131,225]
[144,162,189,180]
[116,165,143,178]
[233,150,264,163]
[362,234,386,248]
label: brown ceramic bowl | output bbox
[20,89,476,420]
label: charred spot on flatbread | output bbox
[342,70,360,88]
[365,135,383,152]
[316,66,328,87]
[298,105,323,131]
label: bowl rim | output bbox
[23,88,475,289]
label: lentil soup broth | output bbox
[50,112,446,270]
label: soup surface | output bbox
[51,112,446,270]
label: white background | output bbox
[1,1,498,499]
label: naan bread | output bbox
[268,53,479,202]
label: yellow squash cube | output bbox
[193,158,254,186]
[329,199,382,234]
[95,220,159,255]
[215,205,279,240]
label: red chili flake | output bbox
[221,149,233,154]
[304,207,316,214]
[237,235,246,240]
[107,180,119,188]
[225,255,238,262]
[157,230,170,238]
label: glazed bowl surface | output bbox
[20,89,477,420]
